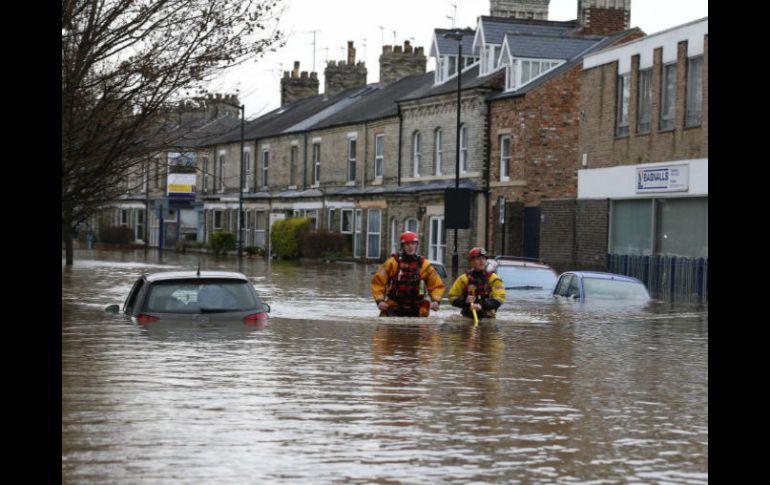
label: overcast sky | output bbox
[208,0,708,118]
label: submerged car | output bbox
[488,257,558,292]
[552,271,651,302]
[430,260,447,280]
[106,271,271,324]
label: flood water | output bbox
[62,249,708,483]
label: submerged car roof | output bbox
[145,271,249,282]
[565,271,644,283]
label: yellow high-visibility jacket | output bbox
[371,255,446,305]
[448,271,506,319]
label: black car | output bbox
[106,271,271,325]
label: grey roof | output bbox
[488,29,639,101]
[207,86,369,145]
[397,64,504,103]
[503,33,602,60]
[174,115,242,148]
[327,178,479,196]
[307,72,435,130]
[433,28,479,57]
[478,16,580,46]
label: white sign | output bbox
[636,164,689,193]
[167,173,197,197]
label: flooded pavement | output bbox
[62,249,708,483]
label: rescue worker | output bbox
[448,247,506,320]
[371,231,445,317]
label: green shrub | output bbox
[209,231,236,254]
[301,229,350,258]
[99,226,133,244]
[271,218,311,259]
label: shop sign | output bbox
[636,164,689,193]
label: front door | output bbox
[523,206,541,259]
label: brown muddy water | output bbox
[62,249,708,483]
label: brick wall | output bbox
[487,64,584,255]
[540,198,608,272]
[579,35,708,168]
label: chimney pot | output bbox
[347,41,356,65]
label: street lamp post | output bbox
[237,104,244,272]
[444,31,463,279]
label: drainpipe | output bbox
[362,121,367,190]
[397,104,403,187]
[303,133,308,190]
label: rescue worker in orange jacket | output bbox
[448,247,506,319]
[371,231,446,317]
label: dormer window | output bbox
[502,56,564,91]
[481,45,501,75]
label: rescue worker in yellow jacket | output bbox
[371,231,446,317]
[448,248,506,319]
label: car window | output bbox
[143,280,260,313]
[555,275,576,297]
[567,277,580,298]
[582,278,650,301]
[124,278,145,314]
[497,266,557,289]
[432,264,447,279]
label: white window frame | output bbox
[135,209,145,242]
[347,137,357,183]
[243,150,252,192]
[459,124,468,173]
[261,149,269,188]
[661,63,677,131]
[366,208,381,259]
[353,208,363,258]
[413,131,422,177]
[120,209,129,226]
[434,128,443,175]
[428,216,446,262]
[390,219,398,255]
[637,68,652,134]
[686,56,703,128]
[328,208,335,231]
[341,208,353,234]
[255,210,267,248]
[405,217,418,234]
[213,210,223,231]
[201,157,209,193]
[313,143,321,185]
[500,135,511,182]
[374,134,384,178]
[616,73,630,137]
[218,154,225,193]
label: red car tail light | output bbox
[136,314,160,323]
[243,312,268,326]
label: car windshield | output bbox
[582,278,650,301]
[496,266,557,290]
[143,280,259,313]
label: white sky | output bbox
[208,0,708,118]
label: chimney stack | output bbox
[324,41,367,96]
[280,61,320,106]
[490,0,550,19]
[379,40,427,85]
[578,0,631,35]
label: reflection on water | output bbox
[63,249,707,483]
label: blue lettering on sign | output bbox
[643,171,668,182]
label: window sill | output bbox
[684,123,703,130]
[345,181,356,186]
[657,128,676,134]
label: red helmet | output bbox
[400,231,419,244]
[468,247,488,260]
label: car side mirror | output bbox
[263,303,271,313]
[105,304,120,313]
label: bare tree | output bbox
[61,0,285,265]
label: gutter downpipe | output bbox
[397,104,403,187]
[303,133,308,191]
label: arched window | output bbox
[412,131,422,177]
[404,217,418,235]
[434,128,443,175]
